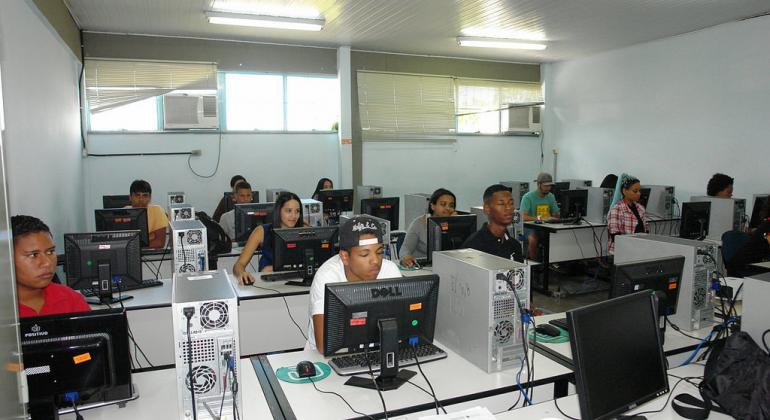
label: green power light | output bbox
[86,260,92,267]
[411,320,418,327]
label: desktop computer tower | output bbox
[169,203,195,222]
[168,191,186,206]
[172,269,241,420]
[741,272,770,348]
[642,185,675,219]
[614,234,719,331]
[433,249,530,373]
[171,220,209,274]
[404,193,431,227]
[301,198,324,227]
[499,181,530,208]
[470,206,524,242]
[563,179,592,189]
[266,188,289,202]
[690,196,747,240]
[585,187,613,223]
[355,185,383,213]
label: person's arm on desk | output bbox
[312,314,325,353]
[233,225,265,285]
[148,227,166,249]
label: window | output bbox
[286,76,339,131]
[88,97,158,131]
[224,73,283,131]
[456,79,543,134]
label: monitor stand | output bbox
[344,318,416,391]
[86,263,133,305]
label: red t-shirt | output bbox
[18,283,91,318]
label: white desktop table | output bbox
[59,361,272,419]
[253,343,573,420]
[495,363,730,420]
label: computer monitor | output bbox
[273,226,339,286]
[233,203,273,243]
[102,195,132,209]
[361,197,400,230]
[567,291,669,420]
[551,181,571,201]
[19,308,134,418]
[317,189,354,225]
[557,189,589,219]
[679,201,711,240]
[64,230,142,304]
[639,187,652,208]
[223,190,260,213]
[610,256,684,317]
[749,194,769,229]
[323,274,440,389]
[94,208,149,248]
[426,214,477,264]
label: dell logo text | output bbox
[371,287,402,298]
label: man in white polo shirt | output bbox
[306,215,402,353]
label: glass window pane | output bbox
[225,73,283,130]
[286,76,339,131]
[89,97,158,131]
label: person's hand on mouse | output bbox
[401,255,416,267]
[237,271,255,285]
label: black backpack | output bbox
[195,211,232,264]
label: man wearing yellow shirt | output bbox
[129,179,169,248]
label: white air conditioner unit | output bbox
[504,105,542,134]
[163,94,219,130]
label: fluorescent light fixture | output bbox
[206,11,324,31]
[457,36,546,50]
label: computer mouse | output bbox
[296,360,317,378]
[535,324,561,337]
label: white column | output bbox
[337,46,353,188]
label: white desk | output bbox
[59,362,272,419]
[495,364,730,420]
[253,343,573,420]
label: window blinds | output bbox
[84,59,217,113]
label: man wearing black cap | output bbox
[462,184,524,262]
[306,215,402,352]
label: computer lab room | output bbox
[2,1,770,419]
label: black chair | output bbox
[599,174,618,189]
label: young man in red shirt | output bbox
[13,215,90,317]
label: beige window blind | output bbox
[85,59,217,113]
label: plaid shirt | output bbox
[607,200,649,254]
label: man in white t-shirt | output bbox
[306,215,402,353]
[218,181,254,240]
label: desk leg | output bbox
[553,378,569,398]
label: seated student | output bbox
[306,215,402,352]
[519,172,560,260]
[400,188,457,267]
[462,184,524,262]
[13,215,90,317]
[311,177,334,200]
[707,173,734,198]
[607,175,649,254]
[219,181,254,240]
[233,192,305,284]
[213,175,247,222]
[128,179,169,248]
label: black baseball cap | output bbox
[339,215,384,251]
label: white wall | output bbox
[363,135,544,228]
[84,132,339,228]
[0,1,84,247]
[543,15,770,206]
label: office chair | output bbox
[721,230,751,268]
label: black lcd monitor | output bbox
[273,226,339,286]
[233,203,273,243]
[551,181,570,202]
[609,256,684,317]
[223,190,260,213]
[567,291,669,420]
[679,201,711,240]
[557,189,589,219]
[102,195,132,209]
[324,274,440,389]
[94,208,149,248]
[318,189,354,225]
[426,214,477,264]
[749,194,769,229]
[64,230,142,304]
[639,188,652,208]
[361,197,400,230]
[19,309,134,418]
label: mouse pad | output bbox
[276,362,332,383]
[528,328,569,344]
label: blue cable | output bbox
[515,356,533,406]
[677,317,737,367]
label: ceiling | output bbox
[63,0,770,63]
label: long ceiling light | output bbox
[457,36,546,50]
[206,11,325,31]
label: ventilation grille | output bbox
[186,365,217,395]
[494,320,515,344]
[178,338,215,363]
[493,295,516,319]
[693,270,708,309]
[200,301,229,330]
[202,95,217,118]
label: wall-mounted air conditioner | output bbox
[504,104,542,134]
[163,94,218,130]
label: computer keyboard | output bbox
[548,317,570,332]
[549,217,580,225]
[261,270,303,282]
[81,278,163,297]
[329,342,447,376]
